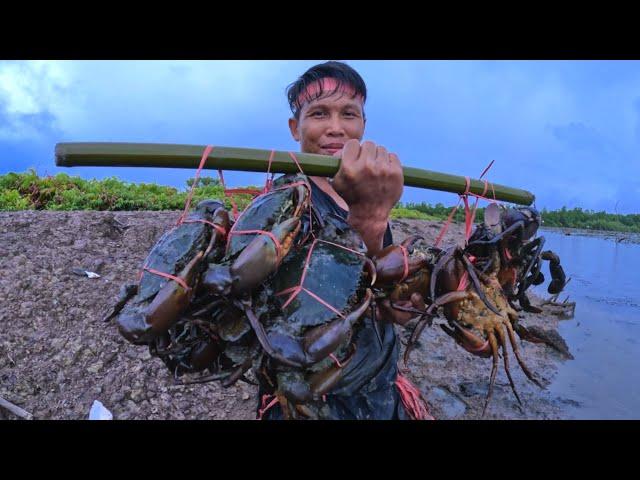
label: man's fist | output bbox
[331,139,403,224]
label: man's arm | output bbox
[331,140,404,256]
[346,215,388,256]
[331,140,424,325]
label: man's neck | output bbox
[310,176,350,212]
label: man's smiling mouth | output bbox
[321,143,344,154]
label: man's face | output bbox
[289,91,365,155]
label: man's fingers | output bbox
[374,146,390,176]
[376,145,389,161]
[389,152,404,185]
[342,139,361,161]
[360,141,377,162]
[335,140,360,183]
[338,139,361,175]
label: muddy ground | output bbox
[0,211,577,420]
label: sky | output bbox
[0,60,638,214]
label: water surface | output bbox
[532,229,640,419]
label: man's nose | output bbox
[326,114,345,136]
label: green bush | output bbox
[0,189,30,210]
[0,170,258,212]
[390,207,439,220]
[399,201,485,223]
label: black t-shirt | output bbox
[258,178,408,420]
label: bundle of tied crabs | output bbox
[104,173,569,419]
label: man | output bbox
[257,61,426,420]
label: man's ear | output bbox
[288,117,300,142]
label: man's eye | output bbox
[343,111,357,117]
[310,111,325,117]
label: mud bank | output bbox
[0,211,576,420]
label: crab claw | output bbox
[363,257,377,286]
[303,289,373,362]
[118,251,203,344]
[372,235,427,285]
[308,347,356,399]
[440,321,492,358]
[230,217,300,294]
[103,283,137,322]
[541,250,567,294]
[242,290,372,369]
[202,263,233,295]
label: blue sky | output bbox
[0,60,637,213]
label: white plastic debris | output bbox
[71,268,101,278]
[89,400,113,420]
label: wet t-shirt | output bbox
[258,178,409,420]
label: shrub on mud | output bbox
[0,170,255,212]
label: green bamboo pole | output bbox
[55,142,535,205]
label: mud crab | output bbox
[247,216,376,419]
[103,199,229,344]
[107,172,571,418]
[370,237,545,414]
[466,203,568,313]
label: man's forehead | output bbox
[301,91,364,111]
[295,77,364,112]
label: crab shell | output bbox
[252,215,373,374]
[202,173,311,297]
[115,200,229,344]
[249,218,373,417]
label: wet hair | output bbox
[286,61,367,119]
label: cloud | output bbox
[1,60,639,214]
[0,61,72,141]
[0,60,312,144]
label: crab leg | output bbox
[241,301,302,368]
[402,314,432,366]
[461,254,503,316]
[369,298,384,349]
[403,290,469,365]
[221,356,254,388]
[505,321,544,388]
[483,331,500,417]
[516,237,545,297]
[467,220,525,248]
[430,247,457,302]
[440,320,492,358]
[176,371,232,385]
[496,325,522,407]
